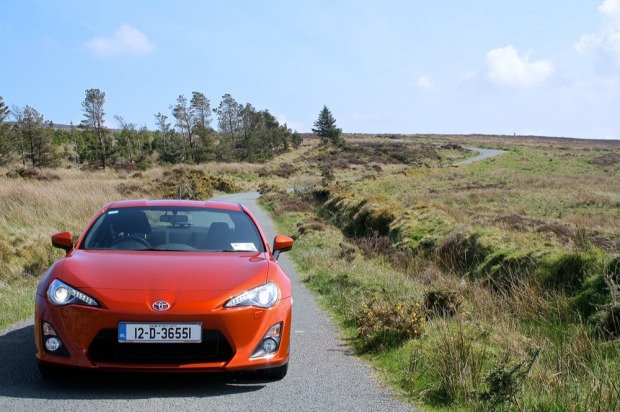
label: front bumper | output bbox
[34,295,292,372]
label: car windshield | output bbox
[80,206,265,252]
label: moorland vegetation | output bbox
[259,134,619,410]
[0,100,618,410]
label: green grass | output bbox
[274,202,619,409]
[0,280,37,327]
[258,135,620,410]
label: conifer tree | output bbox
[0,96,14,165]
[312,105,343,147]
[81,89,108,169]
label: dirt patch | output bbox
[589,234,618,253]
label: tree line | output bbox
[0,90,305,170]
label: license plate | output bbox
[118,322,202,343]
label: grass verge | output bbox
[258,135,620,411]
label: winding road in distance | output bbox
[0,192,412,411]
[453,147,506,166]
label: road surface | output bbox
[453,147,505,166]
[0,192,413,411]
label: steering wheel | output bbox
[110,235,152,250]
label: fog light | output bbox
[251,322,283,359]
[45,337,62,352]
[41,321,70,357]
[262,338,278,354]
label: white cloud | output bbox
[599,0,620,17]
[576,0,620,65]
[86,24,154,58]
[415,75,434,90]
[485,45,554,87]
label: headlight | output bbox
[47,279,99,307]
[225,282,280,308]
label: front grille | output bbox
[88,329,234,364]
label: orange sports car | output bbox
[34,199,294,379]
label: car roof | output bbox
[104,199,244,212]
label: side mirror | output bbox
[52,231,73,253]
[272,235,293,261]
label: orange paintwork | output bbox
[35,199,293,375]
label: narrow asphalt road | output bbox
[0,192,413,411]
[453,147,505,166]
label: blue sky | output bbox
[1,0,620,139]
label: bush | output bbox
[257,182,279,195]
[478,347,540,408]
[424,289,460,317]
[155,168,213,200]
[206,174,240,193]
[257,162,296,178]
[355,294,425,352]
[6,168,60,181]
[151,168,240,200]
[296,218,325,237]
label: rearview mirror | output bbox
[160,214,189,225]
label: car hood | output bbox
[58,250,271,293]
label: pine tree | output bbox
[0,96,15,165]
[81,89,108,169]
[312,105,343,147]
[13,105,54,167]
